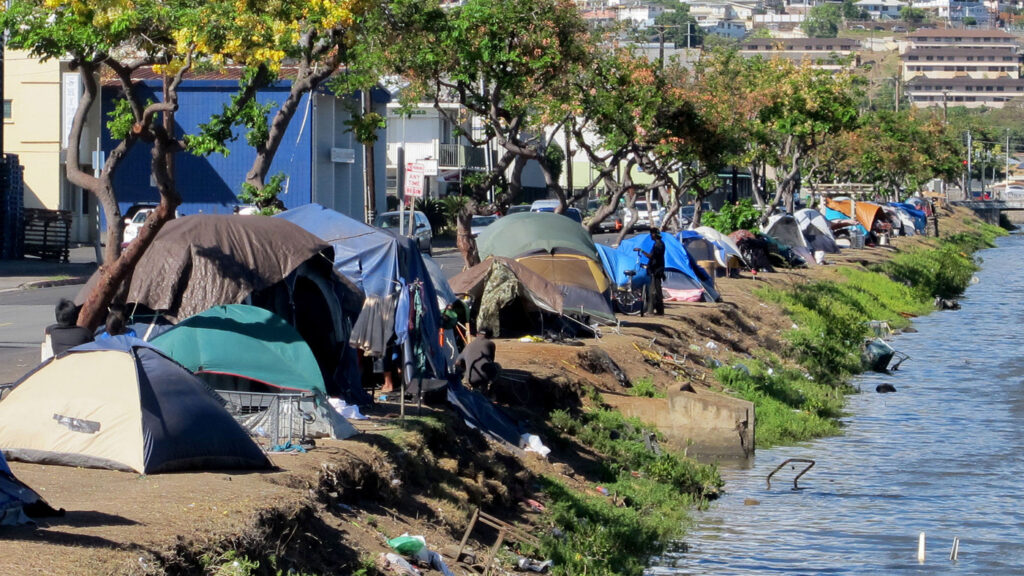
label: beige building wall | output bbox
[4,50,62,211]
[4,51,100,243]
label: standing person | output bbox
[44,298,94,357]
[455,327,498,394]
[640,229,666,316]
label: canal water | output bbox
[649,233,1024,575]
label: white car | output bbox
[122,207,154,247]
[622,201,664,230]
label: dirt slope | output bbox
[0,206,981,575]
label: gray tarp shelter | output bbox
[276,204,451,386]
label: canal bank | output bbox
[652,231,1024,575]
[0,206,1003,576]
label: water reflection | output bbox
[649,235,1024,575]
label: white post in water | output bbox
[950,537,960,561]
[918,532,926,564]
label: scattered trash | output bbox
[705,341,719,350]
[595,486,609,496]
[388,534,426,555]
[743,498,760,506]
[328,398,368,420]
[270,441,307,453]
[379,552,421,576]
[521,433,551,458]
[519,335,544,343]
[517,556,554,573]
[523,499,546,512]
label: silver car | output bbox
[375,210,433,254]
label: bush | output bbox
[701,199,760,234]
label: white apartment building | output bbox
[854,0,908,18]
[902,28,1024,108]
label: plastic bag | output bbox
[387,535,426,555]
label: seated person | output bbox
[95,305,136,339]
[455,327,498,394]
[44,298,94,357]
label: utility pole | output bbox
[362,87,377,225]
[966,130,972,198]
[1006,129,1011,189]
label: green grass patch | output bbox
[627,376,666,398]
[715,360,845,448]
[542,408,722,575]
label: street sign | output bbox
[405,162,425,198]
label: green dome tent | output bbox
[152,304,325,394]
[476,212,600,261]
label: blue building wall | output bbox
[102,79,312,217]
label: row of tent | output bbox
[0,197,929,501]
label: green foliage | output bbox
[877,240,981,300]
[653,4,704,47]
[106,98,136,141]
[701,199,760,233]
[628,376,666,398]
[540,476,692,576]
[438,195,472,231]
[548,408,721,499]
[187,67,277,157]
[544,141,565,184]
[345,111,387,145]
[802,3,841,38]
[715,362,844,447]
[541,406,721,575]
[413,197,445,233]
[900,6,927,22]
[756,264,935,382]
[238,172,286,215]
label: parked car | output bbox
[122,202,182,247]
[506,204,531,215]
[122,207,155,247]
[470,214,499,237]
[680,202,712,226]
[375,210,433,254]
[533,206,583,223]
[593,206,624,232]
[622,201,664,230]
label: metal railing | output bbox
[438,143,487,169]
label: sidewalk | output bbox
[0,246,98,293]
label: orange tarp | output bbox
[826,198,882,231]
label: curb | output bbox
[16,277,91,291]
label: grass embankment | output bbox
[717,220,1006,448]
[184,219,1007,576]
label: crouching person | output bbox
[455,327,499,395]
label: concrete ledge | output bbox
[610,387,755,460]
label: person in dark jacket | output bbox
[455,327,498,394]
[44,298,93,356]
[640,229,666,315]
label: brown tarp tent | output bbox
[449,257,564,336]
[825,199,883,233]
[76,214,360,321]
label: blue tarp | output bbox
[597,233,708,289]
[824,207,868,236]
[276,204,450,380]
[889,203,928,233]
[597,233,719,302]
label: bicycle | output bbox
[611,248,648,316]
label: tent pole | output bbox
[400,381,406,419]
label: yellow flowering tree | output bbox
[180,0,380,212]
[1,0,197,329]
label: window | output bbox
[2,100,10,120]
